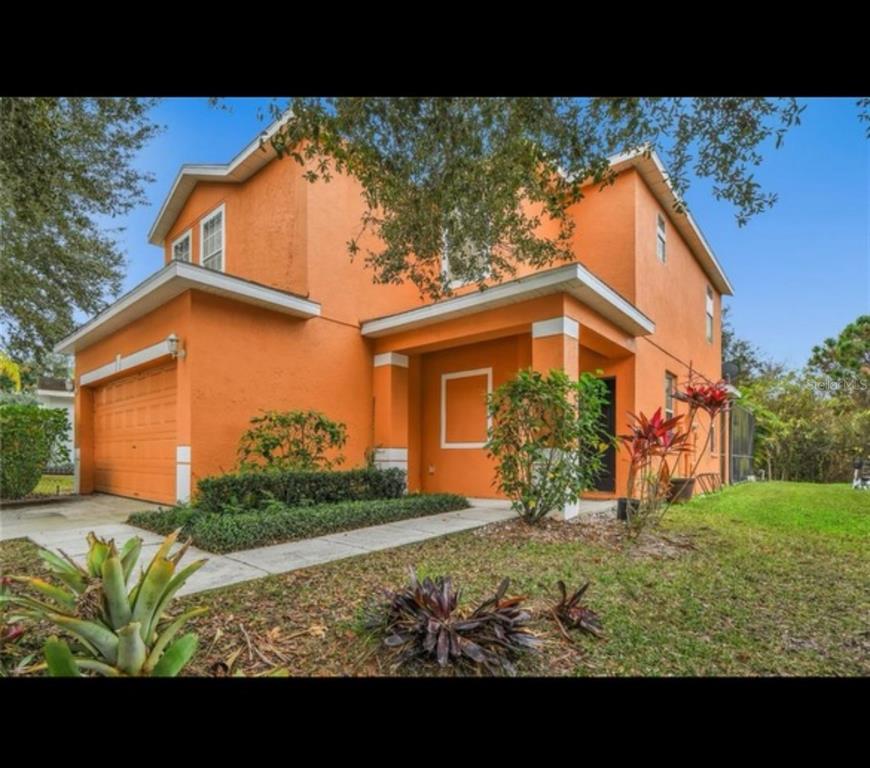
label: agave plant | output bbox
[0,529,207,677]
[552,580,603,638]
[365,569,539,675]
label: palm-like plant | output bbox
[0,529,207,677]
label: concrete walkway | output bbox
[2,496,614,597]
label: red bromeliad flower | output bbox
[619,407,691,466]
[674,380,731,416]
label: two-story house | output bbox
[55,121,734,514]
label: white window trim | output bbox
[656,213,667,263]
[441,230,492,290]
[705,285,714,343]
[664,371,677,420]
[440,367,493,449]
[171,229,192,263]
[199,203,226,272]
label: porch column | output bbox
[531,316,581,520]
[372,352,409,478]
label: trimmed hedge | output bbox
[128,505,198,537]
[196,467,406,513]
[129,493,469,553]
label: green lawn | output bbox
[31,475,74,496]
[2,482,868,676]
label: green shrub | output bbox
[128,505,198,536]
[238,409,348,471]
[196,467,406,513]
[0,404,70,499]
[129,494,469,553]
[485,368,609,524]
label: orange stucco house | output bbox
[55,123,734,516]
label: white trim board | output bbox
[440,367,493,449]
[373,352,409,368]
[532,316,580,339]
[362,263,654,339]
[80,337,175,386]
[55,260,321,355]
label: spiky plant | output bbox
[0,529,207,677]
[552,580,603,638]
[364,569,539,675]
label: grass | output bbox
[2,482,868,676]
[30,474,74,497]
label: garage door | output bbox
[93,363,177,503]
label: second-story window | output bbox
[664,371,677,420]
[705,285,714,343]
[171,230,191,263]
[441,228,490,289]
[656,213,667,263]
[200,205,225,272]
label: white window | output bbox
[705,285,714,343]
[200,205,225,272]
[441,226,491,289]
[664,372,677,420]
[171,230,191,263]
[656,213,667,263]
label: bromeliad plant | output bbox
[0,529,208,676]
[552,581,604,638]
[620,371,732,536]
[364,569,539,675]
[620,408,692,536]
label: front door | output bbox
[594,377,616,492]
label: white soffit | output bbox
[55,261,321,355]
[361,263,654,339]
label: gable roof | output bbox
[603,148,733,295]
[148,124,733,295]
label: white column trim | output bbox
[532,316,580,340]
[175,444,192,504]
[73,447,81,495]
[373,352,409,368]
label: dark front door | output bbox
[594,377,617,492]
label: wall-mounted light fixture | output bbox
[167,333,186,359]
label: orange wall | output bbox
[185,292,377,488]
[73,293,194,496]
[420,335,530,498]
[163,157,424,324]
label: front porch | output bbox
[363,271,653,517]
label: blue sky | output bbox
[117,97,869,368]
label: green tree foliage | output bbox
[260,97,828,299]
[0,97,160,364]
[0,403,70,499]
[721,305,766,385]
[237,409,348,471]
[808,315,870,406]
[742,370,870,483]
[485,369,609,524]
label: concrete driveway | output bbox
[1,494,161,542]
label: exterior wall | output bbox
[631,173,723,481]
[73,145,731,503]
[162,158,423,323]
[419,335,531,498]
[72,292,193,498]
[185,292,376,490]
